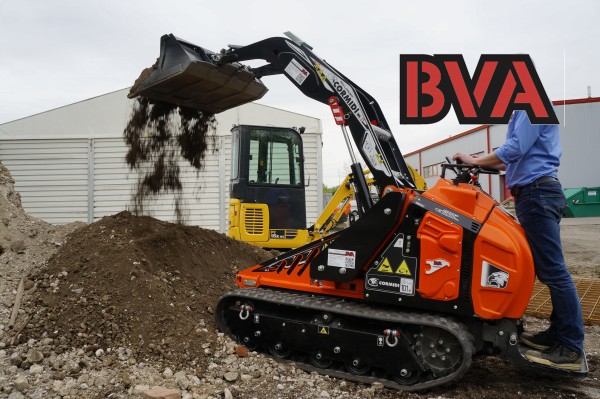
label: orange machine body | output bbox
[235,178,535,321]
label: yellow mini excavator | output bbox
[226,123,426,249]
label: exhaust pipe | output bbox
[128,34,268,114]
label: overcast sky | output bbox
[1,1,599,186]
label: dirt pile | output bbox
[123,97,217,223]
[22,211,271,370]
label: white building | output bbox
[405,97,600,201]
[0,89,323,231]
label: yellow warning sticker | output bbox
[396,260,412,276]
[377,258,394,273]
[318,326,329,335]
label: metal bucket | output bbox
[129,34,268,114]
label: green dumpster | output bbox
[563,187,600,217]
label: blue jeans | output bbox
[514,180,584,354]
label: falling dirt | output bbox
[123,97,217,223]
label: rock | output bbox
[134,384,151,394]
[371,381,384,390]
[142,386,181,399]
[52,372,66,381]
[8,392,25,399]
[361,388,375,398]
[94,376,109,387]
[24,279,34,290]
[9,353,23,367]
[320,391,331,398]
[235,345,248,358]
[223,371,238,382]
[28,364,43,375]
[102,355,114,367]
[163,367,174,378]
[10,239,26,253]
[173,371,187,380]
[174,374,190,390]
[223,387,233,399]
[13,377,28,392]
[122,371,132,387]
[277,384,285,390]
[52,380,64,392]
[26,349,44,364]
[249,370,261,379]
[95,348,105,357]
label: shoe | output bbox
[520,330,557,350]
[525,343,583,371]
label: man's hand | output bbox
[453,152,477,165]
[453,152,505,170]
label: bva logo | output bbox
[400,54,558,125]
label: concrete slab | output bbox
[560,216,600,226]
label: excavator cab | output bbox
[228,125,309,248]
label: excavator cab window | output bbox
[247,128,303,186]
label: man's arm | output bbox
[452,152,505,170]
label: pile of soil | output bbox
[22,211,271,370]
[123,96,217,223]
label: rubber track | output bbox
[217,288,475,392]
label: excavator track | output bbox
[216,288,475,392]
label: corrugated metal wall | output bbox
[302,132,321,225]
[0,139,90,223]
[554,102,600,188]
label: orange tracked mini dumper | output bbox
[129,32,588,391]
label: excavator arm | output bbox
[130,33,417,212]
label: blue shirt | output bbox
[494,110,561,189]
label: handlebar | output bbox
[441,156,499,186]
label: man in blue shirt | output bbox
[453,110,584,371]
